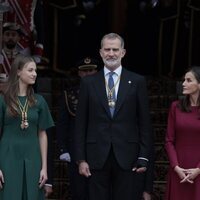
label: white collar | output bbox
[104,66,122,77]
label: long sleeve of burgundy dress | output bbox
[165,101,200,200]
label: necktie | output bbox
[108,72,116,116]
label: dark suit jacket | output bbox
[75,68,152,170]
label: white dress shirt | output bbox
[104,66,122,98]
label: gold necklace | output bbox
[105,75,120,108]
[17,98,29,130]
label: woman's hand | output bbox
[174,166,200,183]
[0,170,4,189]
[185,168,200,182]
[174,166,193,183]
[39,168,48,188]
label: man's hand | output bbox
[142,191,151,200]
[132,159,147,173]
[78,161,91,177]
[132,166,147,173]
[44,185,53,198]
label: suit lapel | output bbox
[93,70,111,117]
[93,69,132,118]
[114,69,132,116]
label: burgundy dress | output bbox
[165,101,200,200]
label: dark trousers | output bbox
[88,147,143,200]
[69,161,88,200]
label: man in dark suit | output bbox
[75,32,153,200]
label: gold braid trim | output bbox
[64,90,76,117]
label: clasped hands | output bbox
[174,166,200,184]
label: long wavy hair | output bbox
[3,54,36,116]
[178,66,200,113]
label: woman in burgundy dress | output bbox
[165,66,200,200]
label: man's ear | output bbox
[121,49,126,58]
[99,49,103,57]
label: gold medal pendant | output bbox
[21,123,25,129]
[105,74,120,110]
[108,100,115,108]
[17,98,29,130]
[24,121,29,128]
[20,120,29,130]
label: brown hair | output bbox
[3,54,36,116]
[178,66,200,112]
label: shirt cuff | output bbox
[138,157,149,162]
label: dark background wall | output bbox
[40,0,200,79]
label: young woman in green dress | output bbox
[0,54,54,200]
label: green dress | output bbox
[0,94,54,200]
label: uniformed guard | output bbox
[56,57,99,200]
[0,22,24,76]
